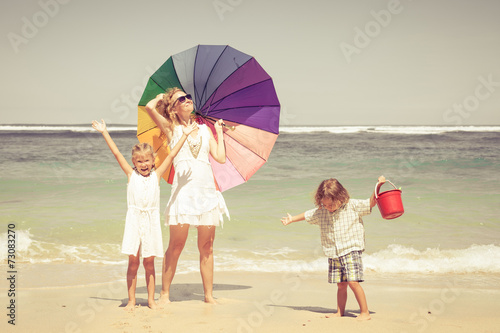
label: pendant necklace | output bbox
[187,133,202,159]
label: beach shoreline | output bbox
[2,127,500,332]
[3,267,500,333]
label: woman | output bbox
[145,88,229,304]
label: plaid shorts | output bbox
[328,251,364,283]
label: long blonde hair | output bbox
[155,87,183,126]
[314,178,350,208]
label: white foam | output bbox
[364,244,500,274]
[0,229,33,261]
[3,231,499,275]
[2,125,499,135]
[279,126,368,134]
[0,125,136,132]
[214,254,326,273]
[0,230,124,264]
[213,244,500,274]
[279,126,500,135]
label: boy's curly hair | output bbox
[314,178,350,208]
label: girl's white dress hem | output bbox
[121,170,163,258]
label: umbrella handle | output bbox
[199,114,236,130]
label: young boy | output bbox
[281,176,386,320]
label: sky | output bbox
[1,0,500,126]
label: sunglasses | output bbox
[175,94,192,104]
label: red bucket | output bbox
[375,180,404,219]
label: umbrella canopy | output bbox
[137,45,280,191]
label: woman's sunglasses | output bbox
[175,94,192,104]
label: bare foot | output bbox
[148,300,161,310]
[356,312,371,321]
[204,296,217,304]
[325,312,342,318]
[158,293,171,305]
[124,301,135,312]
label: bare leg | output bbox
[125,252,140,311]
[143,256,158,309]
[348,281,371,320]
[326,282,348,318]
[197,226,216,304]
[160,225,189,303]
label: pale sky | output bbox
[2,0,500,126]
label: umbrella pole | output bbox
[202,115,236,131]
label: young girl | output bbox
[92,119,197,310]
[281,176,385,320]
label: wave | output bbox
[279,126,500,135]
[0,230,125,265]
[364,244,500,274]
[4,231,499,275]
[215,244,500,274]
[1,124,499,135]
[0,124,136,133]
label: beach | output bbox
[5,268,500,332]
[1,125,500,332]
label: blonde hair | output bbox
[155,87,183,126]
[131,142,155,166]
[314,178,350,208]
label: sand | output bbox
[3,264,500,333]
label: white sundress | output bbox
[121,170,163,258]
[165,124,230,227]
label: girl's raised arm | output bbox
[92,119,133,177]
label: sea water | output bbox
[1,125,499,287]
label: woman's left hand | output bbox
[214,119,225,132]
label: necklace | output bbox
[187,134,202,159]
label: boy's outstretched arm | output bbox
[370,175,386,208]
[155,122,198,178]
[92,119,133,177]
[281,212,305,226]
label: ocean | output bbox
[1,124,500,288]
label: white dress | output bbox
[121,170,163,258]
[165,124,229,227]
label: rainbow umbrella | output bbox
[137,45,280,191]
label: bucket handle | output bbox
[375,180,398,199]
